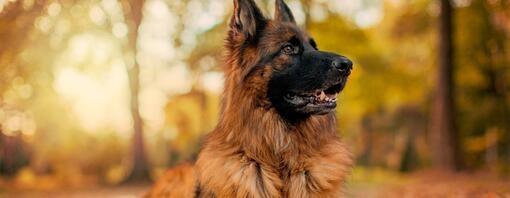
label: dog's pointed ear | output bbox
[230,0,265,39]
[274,0,295,24]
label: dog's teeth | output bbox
[319,91,326,101]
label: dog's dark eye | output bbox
[282,44,296,55]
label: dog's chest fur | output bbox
[195,114,352,198]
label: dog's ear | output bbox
[274,0,295,24]
[230,0,266,39]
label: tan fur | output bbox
[145,163,196,197]
[146,2,352,197]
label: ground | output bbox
[0,184,149,198]
[347,169,510,198]
[1,170,509,198]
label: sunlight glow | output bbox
[146,0,168,18]
[134,0,219,134]
[47,2,61,17]
[35,16,51,33]
[89,5,106,26]
[54,65,131,134]
[0,0,5,13]
[354,7,383,28]
[310,3,328,22]
[453,0,473,7]
[112,22,128,38]
[53,33,132,135]
[0,110,36,137]
[179,0,227,50]
[331,0,383,28]
[200,72,224,94]
[137,61,194,133]
[288,1,306,25]
[140,87,167,132]
[185,0,226,33]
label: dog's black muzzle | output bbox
[301,51,353,78]
[269,50,353,120]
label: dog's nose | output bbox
[332,57,353,72]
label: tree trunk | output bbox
[121,0,151,183]
[429,0,462,171]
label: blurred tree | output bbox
[121,0,150,183]
[0,0,51,177]
[0,133,30,176]
[455,0,510,172]
[429,0,462,171]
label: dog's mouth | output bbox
[283,82,344,113]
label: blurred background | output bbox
[0,0,509,197]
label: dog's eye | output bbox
[282,45,296,55]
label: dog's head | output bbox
[227,0,352,121]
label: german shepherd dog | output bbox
[147,0,353,197]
